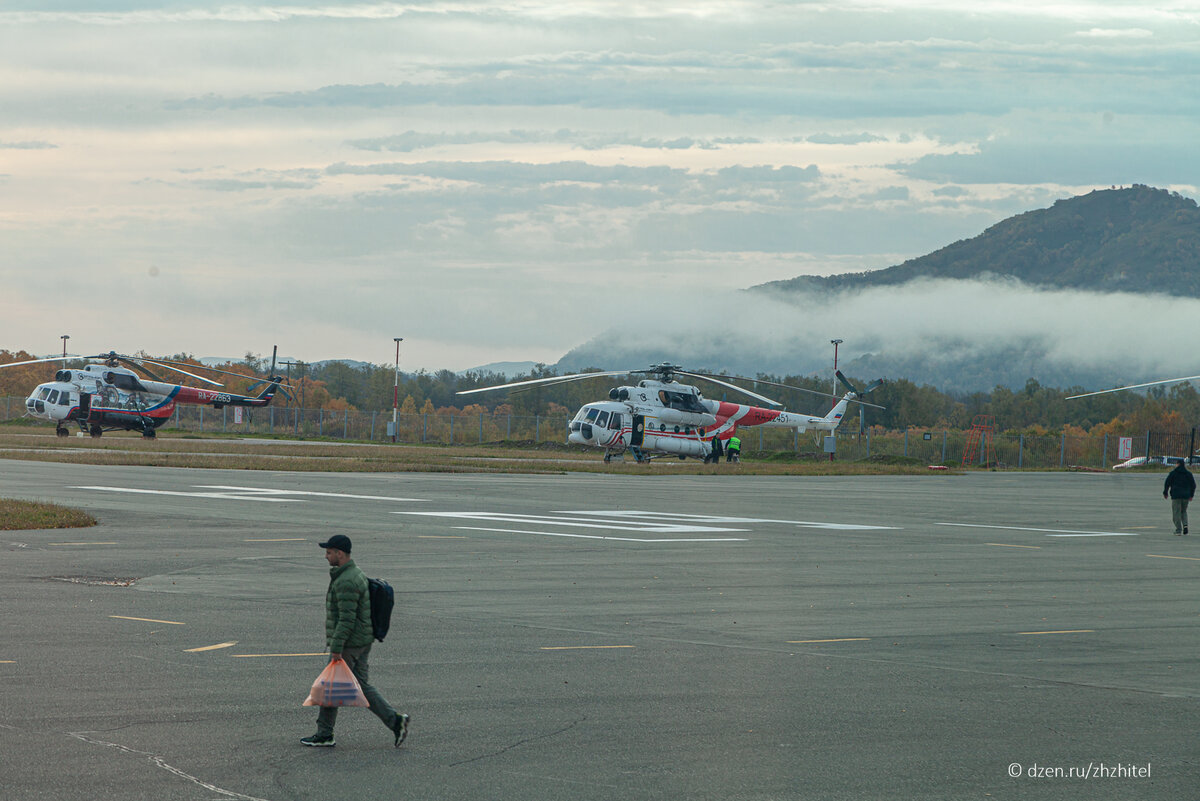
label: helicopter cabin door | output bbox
[79,392,92,419]
[631,415,645,447]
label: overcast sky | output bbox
[2,1,1197,372]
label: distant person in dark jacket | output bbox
[1163,461,1196,535]
[707,432,723,464]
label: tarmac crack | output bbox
[68,731,276,801]
[448,716,585,767]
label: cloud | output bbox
[561,277,1200,391]
[0,140,56,149]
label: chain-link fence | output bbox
[1,395,1193,469]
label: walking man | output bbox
[301,534,410,747]
[707,432,723,464]
[1163,460,1196,536]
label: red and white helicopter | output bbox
[459,363,884,462]
[2,348,288,438]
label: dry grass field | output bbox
[0,422,943,477]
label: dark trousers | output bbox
[315,644,399,736]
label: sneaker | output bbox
[393,713,410,747]
[1185,527,1189,535]
[300,734,335,747]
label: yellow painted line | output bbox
[540,645,635,651]
[184,641,238,653]
[788,638,871,644]
[231,653,328,658]
[1147,553,1200,561]
[986,542,1041,549]
[1017,629,1094,636]
[110,615,185,625]
[0,660,14,664]
[244,538,306,542]
[49,542,118,546]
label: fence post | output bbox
[941,431,947,463]
[1144,430,1150,459]
[904,427,908,457]
[449,415,454,444]
[1018,433,1024,468]
[759,427,763,451]
[535,415,540,443]
[794,428,798,451]
[1060,432,1066,467]
[479,413,483,443]
[1102,433,1107,469]
[222,407,227,434]
[507,415,511,440]
[370,411,375,441]
[344,414,348,439]
[867,429,871,459]
[423,413,427,443]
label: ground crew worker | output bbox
[707,432,723,464]
[726,434,741,462]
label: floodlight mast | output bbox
[392,337,403,443]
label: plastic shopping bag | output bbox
[303,658,369,707]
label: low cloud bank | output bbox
[558,277,1200,393]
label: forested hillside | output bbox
[757,185,1200,296]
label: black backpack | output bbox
[367,577,394,642]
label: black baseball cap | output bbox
[319,534,352,554]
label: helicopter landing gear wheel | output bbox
[56,426,69,437]
[603,454,611,463]
[89,424,102,438]
[142,428,156,439]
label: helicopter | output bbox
[458,363,884,462]
[2,347,289,438]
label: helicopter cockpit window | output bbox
[38,387,51,401]
[609,412,623,430]
[47,390,60,404]
[595,411,610,428]
[585,408,599,422]
[660,390,705,413]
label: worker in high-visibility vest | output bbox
[726,434,741,462]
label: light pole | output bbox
[61,334,69,358]
[830,339,843,401]
[392,337,403,443]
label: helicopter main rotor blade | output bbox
[1066,374,1200,400]
[129,357,224,387]
[675,371,781,407]
[741,375,886,410]
[456,370,633,395]
[0,355,82,369]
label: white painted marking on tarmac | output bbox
[76,486,299,502]
[560,510,898,530]
[396,510,748,534]
[938,523,1139,537]
[68,732,276,801]
[198,486,428,502]
[75,485,428,503]
[456,526,747,543]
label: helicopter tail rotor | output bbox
[836,370,884,397]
